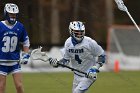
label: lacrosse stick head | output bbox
[115,0,128,11]
[30,46,50,62]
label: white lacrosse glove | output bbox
[87,66,99,79]
[20,53,30,64]
[49,58,58,67]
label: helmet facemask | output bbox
[70,29,85,42]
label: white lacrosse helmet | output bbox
[4,3,19,24]
[69,21,85,42]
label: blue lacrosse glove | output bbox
[21,53,30,64]
[87,66,99,79]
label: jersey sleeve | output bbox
[20,25,30,47]
[90,39,104,56]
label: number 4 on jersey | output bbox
[75,54,82,64]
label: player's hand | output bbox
[87,66,99,79]
[21,53,30,64]
[49,58,58,67]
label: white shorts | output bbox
[72,73,96,93]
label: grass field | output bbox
[6,71,140,93]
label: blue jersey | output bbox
[0,21,29,61]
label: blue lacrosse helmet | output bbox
[4,3,19,25]
[69,21,85,42]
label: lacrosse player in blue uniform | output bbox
[0,3,30,93]
[49,21,106,93]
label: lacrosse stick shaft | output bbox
[115,0,140,32]
[0,60,20,62]
[57,62,87,76]
[126,11,140,32]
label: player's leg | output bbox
[72,76,79,93]
[72,75,87,93]
[0,65,8,93]
[73,75,96,93]
[12,63,24,93]
[13,73,24,93]
[0,75,6,93]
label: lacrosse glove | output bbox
[87,66,99,79]
[49,58,58,67]
[21,53,30,64]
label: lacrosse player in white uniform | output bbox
[49,21,106,93]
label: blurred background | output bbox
[1,0,140,49]
[1,0,140,71]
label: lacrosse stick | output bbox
[114,0,140,32]
[30,47,87,76]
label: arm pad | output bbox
[96,54,106,69]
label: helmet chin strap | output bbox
[71,36,83,46]
[7,18,16,25]
[4,12,17,25]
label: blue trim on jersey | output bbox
[0,21,29,60]
[0,63,21,75]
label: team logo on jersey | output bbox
[69,48,84,53]
[4,31,17,36]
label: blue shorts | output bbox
[0,63,21,76]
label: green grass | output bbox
[6,71,140,93]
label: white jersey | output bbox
[62,36,104,76]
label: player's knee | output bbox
[0,85,5,93]
[15,83,24,91]
[0,81,6,92]
[0,85,5,92]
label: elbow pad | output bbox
[97,54,106,67]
